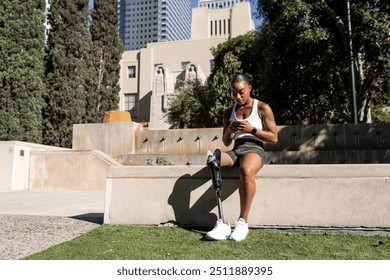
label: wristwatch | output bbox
[251,127,257,135]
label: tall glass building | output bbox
[119,0,191,51]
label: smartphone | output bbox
[230,120,242,126]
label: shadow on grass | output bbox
[71,213,104,225]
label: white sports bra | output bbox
[229,99,263,142]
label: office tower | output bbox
[118,0,191,51]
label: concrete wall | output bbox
[191,2,254,40]
[29,150,122,191]
[1,139,124,192]
[72,122,143,158]
[269,123,389,152]
[0,141,67,192]
[137,127,233,154]
[104,164,390,228]
[72,122,390,164]
[230,2,254,37]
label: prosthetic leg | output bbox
[206,148,224,221]
[205,148,231,240]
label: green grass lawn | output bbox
[24,225,390,260]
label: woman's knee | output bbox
[240,155,262,177]
[239,167,259,189]
[239,165,257,178]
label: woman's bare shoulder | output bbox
[257,100,273,114]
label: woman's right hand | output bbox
[230,120,246,132]
[229,122,238,132]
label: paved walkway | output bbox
[0,190,105,260]
[0,190,105,217]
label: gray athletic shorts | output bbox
[226,139,267,167]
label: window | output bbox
[124,93,138,118]
[210,60,215,72]
[128,66,136,78]
[181,61,190,70]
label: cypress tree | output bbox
[44,0,93,147]
[87,0,124,122]
[0,0,46,143]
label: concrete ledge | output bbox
[104,164,390,228]
[0,141,68,191]
[29,150,122,191]
[121,149,390,165]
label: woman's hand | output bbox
[230,120,251,133]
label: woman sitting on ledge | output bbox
[206,73,278,241]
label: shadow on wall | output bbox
[127,123,390,165]
[136,91,152,123]
[167,166,238,226]
[264,123,390,164]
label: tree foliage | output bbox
[0,0,46,142]
[44,0,94,147]
[87,0,123,123]
[171,0,390,128]
[255,0,390,124]
[167,0,389,127]
[0,0,123,146]
[166,80,217,128]
[208,34,258,126]
[371,81,390,122]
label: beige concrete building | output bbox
[192,0,254,40]
[118,1,254,129]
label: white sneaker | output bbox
[205,219,231,240]
[230,218,249,241]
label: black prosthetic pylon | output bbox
[207,148,224,221]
